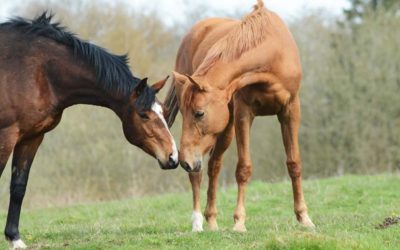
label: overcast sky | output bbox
[133,0,349,21]
[0,0,350,23]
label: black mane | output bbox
[0,12,155,109]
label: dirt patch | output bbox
[376,216,400,229]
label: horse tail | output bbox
[164,82,179,128]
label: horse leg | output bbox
[232,103,254,232]
[0,127,19,177]
[278,96,315,228]
[204,120,234,231]
[5,135,44,249]
[189,171,203,232]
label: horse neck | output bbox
[53,62,127,118]
[196,61,241,91]
[195,49,268,94]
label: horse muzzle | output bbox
[158,153,179,170]
[180,160,202,173]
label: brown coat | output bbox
[165,0,314,232]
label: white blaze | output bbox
[151,102,178,163]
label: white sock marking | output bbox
[191,211,204,232]
[10,239,27,249]
[151,102,178,162]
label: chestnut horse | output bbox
[165,0,314,232]
[0,13,178,249]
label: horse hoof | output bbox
[192,226,203,232]
[207,220,219,231]
[299,214,316,229]
[191,211,204,232]
[233,223,247,233]
[9,239,27,249]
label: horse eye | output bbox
[139,112,150,120]
[194,111,205,119]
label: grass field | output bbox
[0,175,399,249]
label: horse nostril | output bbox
[168,154,178,169]
[180,161,192,172]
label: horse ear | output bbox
[172,71,209,91]
[134,78,148,97]
[184,74,205,91]
[151,76,169,93]
[172,71,187,86]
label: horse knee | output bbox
[287,160,302,178]
[236,163,252,184]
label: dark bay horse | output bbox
[0,13,178,249]
[165,0,314,232]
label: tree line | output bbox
[0,0,398,208]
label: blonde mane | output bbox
[196,0,270,76]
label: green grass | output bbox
[0,175,399,249]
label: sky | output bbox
[130,0,350,24]
[0,0,350,24]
